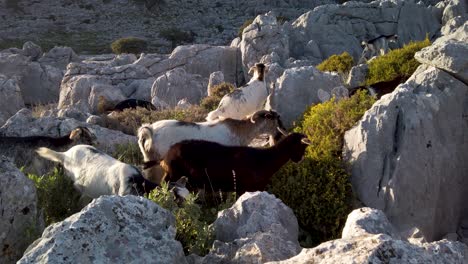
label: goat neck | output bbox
[221,118,269,145]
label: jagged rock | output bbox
[143,45,243,86]
[442,16,468,36]
[109,53,137,67]
[289,1,440,63]
[151,67,207,107]
[18,196,187,264]
[268,234,468,264]
[0,157,42,264]
[266,66,342,128]
[38,46,80,70]
[442,0,467,25]
[346,64,369,89]
[342,208,400,240]
[207,71,224,96]
[0,75,25,126]
[415,22,468,84]
[22,41,42,61]
[343,63,468,241]
[240,12,289,77]
[189,192,301,264]
[58,75,111,113]
[88,84,127,114]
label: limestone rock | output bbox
[442,0,467,25]
[0,75,25,126]
[346,64,369,89]
[22,41,42,61]
[151,67,207,107]
[0,157,42,264]
[266,66,342,128]
[18,196,187,264]
[342,208,400,240]
[207,71,224,96]
[58,75,111,113]
[38,46,80,70]
[88,84,127,114]
[109,53,137,67]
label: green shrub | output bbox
[316,52,354,75]
[160,28,195,49]
[27,167,85,226]
[365,37,431,85]
[238,19,254,39]
[268,90,376,247]
[147,182,214,255]
[276,16,290,25]
[111,37,148,55]
[201,82,235,111]
[113,142,143,165]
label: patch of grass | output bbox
[316,52,354,75]
[365,37,431,85]
[31,103,56,118]
[113,142,143,165]
[111,37,148,55]
[26,167,85,226]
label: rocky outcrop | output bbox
[38,46,80,69]
[18,195,187,264]
[343,23,468,242]
[346,64,369,89]
[151,68,207,108]
[0,157,42,264]
[268,208,468,264]
[207,71,225,96]
[189,192,301,264]
[266,66,342,128]
[0,75,24,126]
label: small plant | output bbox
[316,52,354,75]
[276,16,290,25]
[365,37,431,85]
[113,142,143,165]
[26,167,85,226]
[147,182,214,255]
[238,19,254,39]
[200,82,235,111]
[111,37,148,55]
[159,28,195,49]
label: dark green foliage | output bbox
[316,52,354,75]
[111,37,148,55]
[27,167,84,226]
[238,19,254,39]
[268,90,376,247]
[159,28,195,49]
[200,82,235,111]
[276,16,290,24]
[366,37,431,85]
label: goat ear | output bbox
[69,128,82,140]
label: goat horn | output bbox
[277,126,288,136]
[301,138,312,145]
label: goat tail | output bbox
[36,147,64,164]
[206,109,221,121]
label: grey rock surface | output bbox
[341,207,400,240]
[18,195,187,264]
[0,75,25,126]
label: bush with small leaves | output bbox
[365,37,431,85]
[201,82,235,111]
[111,37,148,55]
[268,90,376,247]
[316,52,354,75]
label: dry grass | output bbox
[31,103,57,118]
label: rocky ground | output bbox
[0,0,467,263]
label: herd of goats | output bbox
[1,62,313,203]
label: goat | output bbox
[206,63,268,121]
[0,126,96,174]
[35,144,189,200]
[137,109,285,165]
[161,130,311,196]
[112,99,157,112]
[358,34,398,64]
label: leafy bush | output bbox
[316,52,354,75]
[365,37,431,85]
[111,37,148,55]
[268,90,376,247]
[110,106,208,133]
[113,142,143,165]
[200,82,235,111]
[160,28,195,49]
[27,167,84,226]
[147,182,214,255]
[238,19,254,39]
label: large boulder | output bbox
[289,1,440,63]
[0,157,42,264]
[240,12,289,75]
[0,75,24,126]
[266,66,342,128]
[21,41,42,61]
[18,196,187,264]
[151,68,207,108]
[190,192,301,264]
[38,46,80,70]
[268,208,468,264]
[343,24,468,242]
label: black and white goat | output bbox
[358,34,399,64]
[35,144,189,200]
[206,63,268,121]
[161,130,311,196]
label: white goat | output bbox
[36,144,158,198]
[138,110,285,166]
[206,63,268,121]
